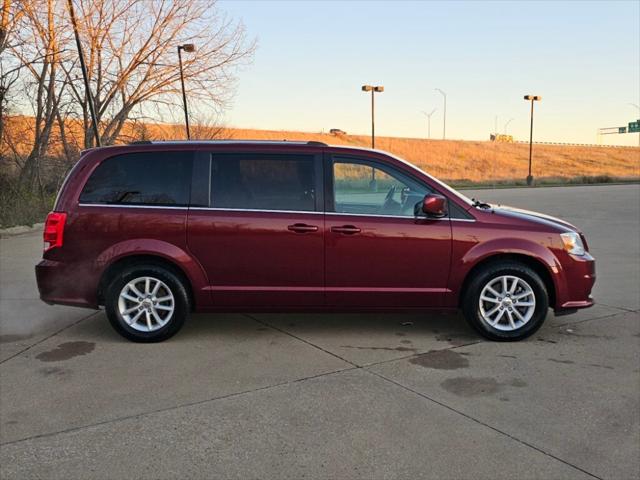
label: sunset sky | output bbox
[220,0,640,146]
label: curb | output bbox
[0,223,44,238]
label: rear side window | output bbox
[79,152,192,206]
[210,153,316,212]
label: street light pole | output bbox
[362,85,384,148]
[524,95,541,186]
[67,0,101,147]
[435,88,447,139]
[421,109,437,139]
[177,44,195,140]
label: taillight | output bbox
[43,212,67,252]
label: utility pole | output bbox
[67,0,100,146]
[435,88,447,139]
[630,103,640,146]
[504,118,514,135]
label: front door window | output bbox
[333,158,430,217]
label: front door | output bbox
[325,155,452,307]
[187,150,324,307]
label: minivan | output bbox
[36,141,595,342]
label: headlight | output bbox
[560,232,585,256]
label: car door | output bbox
[187,150,324,307]
[325,154,452,307]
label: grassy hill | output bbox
[3,116,640,185]
[146,124,640,185]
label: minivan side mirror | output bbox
[421,193,447,218]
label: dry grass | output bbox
[3,116,639,183]
[214,128,639,183]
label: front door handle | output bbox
[287,223,318,234]
[331,225,361,235]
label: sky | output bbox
[219,0,640,146]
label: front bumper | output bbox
[555,252,596,312]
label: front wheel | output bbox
[105,264,190,342]
[462,261,549,341]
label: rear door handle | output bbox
[331,225,361,235]
[287,223,318,234]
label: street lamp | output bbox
[421,109,437,139]
[177,43,195,140]
[435,88,447,139]
[524,95,541,186]
[362,85,384,148]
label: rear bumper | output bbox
[35,260,98,308]
[555,252,596,313]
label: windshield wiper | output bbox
[471,198,492,209]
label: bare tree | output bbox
[0,0,23,149]
[62,0,255,147]
[9,0,70,189]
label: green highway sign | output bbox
[619,127,627,134]
[629,120,640,133]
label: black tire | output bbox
[462,261,549,341]
[105,264,190,342]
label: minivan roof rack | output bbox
[124,140,328,146]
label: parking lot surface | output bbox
[1,184,639,479]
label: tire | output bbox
[105,264,190,342]
[462,261,549,341]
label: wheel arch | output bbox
[98,253,203,310]
[458,253,556,308]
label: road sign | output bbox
[619,127,627,134]
[629,120,640,133]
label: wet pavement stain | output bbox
[548,358,575,365]
[410,349,469,370]
[441,376,527,397]
[0,334,32,343]
[36,341,95,362]
[441,377,500,396]
[435,333,477,344]
[558,331,615,340]
[341,345,417,352]
[39,366,72,377]
[587,363,614,370]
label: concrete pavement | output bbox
[1,184,638,479]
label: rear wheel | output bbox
[105,264,189,342]
[462,261,549,341]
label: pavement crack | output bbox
[552,309,636,330]
[365,369,603,480]
[0,366,356,447]
[595,302,638,313]
[244,314,359,367]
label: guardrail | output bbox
[514,141,638,148]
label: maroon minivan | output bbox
[36,141,595,342]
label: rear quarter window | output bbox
[79,152,192,206]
